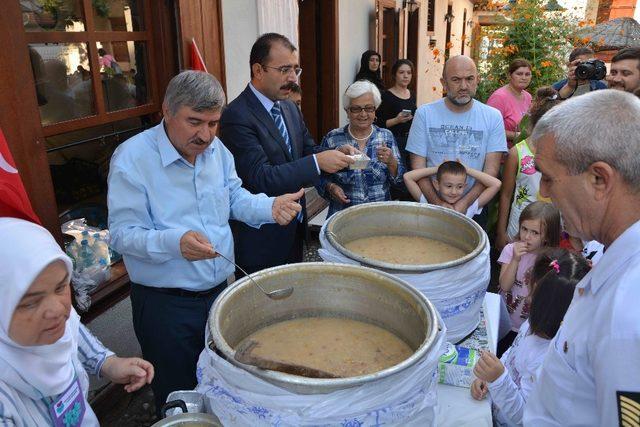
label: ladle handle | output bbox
[216,252,270,295]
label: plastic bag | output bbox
[196,318,447,426]
[318,222,490,343]
[61,218,112,311]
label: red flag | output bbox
[0,128,41,224]
[190,38,208,72]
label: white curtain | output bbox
[256,0,299,48]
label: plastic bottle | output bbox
[77,239,97,271]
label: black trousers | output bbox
[130,281,227,413]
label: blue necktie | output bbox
[270,102,303,222]
[270,102,292,155]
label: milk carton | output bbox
[437,343,479,388]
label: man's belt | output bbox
[138,280,228,298]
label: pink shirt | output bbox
[487,86,532,148]
[498,242,536,331]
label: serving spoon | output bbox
[216,252,293,300]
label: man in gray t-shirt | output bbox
[406,55,506,224]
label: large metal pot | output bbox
[324,201,486,273]
[208,262,440,394]
[152,399,223,426]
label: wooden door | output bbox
[298,0,339,143]
[444,4,454,60]
[177,0,226,89]
[406,6,420,92]
[377,0,399,88]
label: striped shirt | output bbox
[0,325,114,426]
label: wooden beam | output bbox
[0,1,62,242]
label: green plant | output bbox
[476,0,578,102]
[41,0,64,15]
[92,0,111,18]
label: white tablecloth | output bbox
[435,292,501,427]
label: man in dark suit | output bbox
[220,33,353,273]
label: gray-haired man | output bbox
[524,90,640,425]
[107,71,302,410]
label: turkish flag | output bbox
[190,38,208,72]
[0,128,41,224]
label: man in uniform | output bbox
[525,89,640,425]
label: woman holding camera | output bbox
[487,58,533,149]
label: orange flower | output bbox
[446,42,454,49]
[461,34,467,41]
[540,60,553,68]
[433,48,441,57]
[581,37,591,44]
[578,21,586,27]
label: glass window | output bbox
[97,41,149,112]
[46,117,152,212]
[92,0,144,31]
[22,0,86,32]
[29,42,95,126]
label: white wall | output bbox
[415,0,475,105]
[221,0,259,102]
[338,0,377,126]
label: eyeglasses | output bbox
[347,105,376,114]
[262,64,303,77]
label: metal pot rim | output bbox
[209,262,440,391]
[325,201,487,273]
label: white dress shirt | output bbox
[524,220,640,426]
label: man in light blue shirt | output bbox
[107,70,302,411]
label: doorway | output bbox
[298,0,340,143]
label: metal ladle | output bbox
[216,252,293,300]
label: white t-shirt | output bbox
[488,320,549,426]
[419,195,481,218]
[406,98,507,194]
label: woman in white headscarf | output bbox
[0,218,154,426]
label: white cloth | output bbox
[256,0,299,47]
[419,195,481,218]
[0,218,77,399]
[524,220,640,426]
[581,240,604,265]
[406,98,507,194]
[489,320,548,426]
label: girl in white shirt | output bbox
[470,248,590,426]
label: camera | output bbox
[575,59,606,81]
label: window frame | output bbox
[24,0,159,137]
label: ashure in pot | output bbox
[324,201,486,273]
[207,262,440,394]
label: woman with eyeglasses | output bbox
[355,50,385,92]
[317,80,405,216]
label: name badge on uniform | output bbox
[47,378,86,427]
